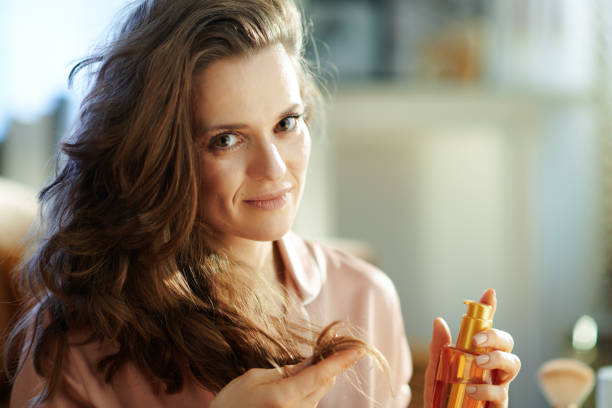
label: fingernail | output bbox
[466,385,477,394]
[476,354,490,365]
[473,333,487,345]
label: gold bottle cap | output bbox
[463,300,494,320]
[456,300,494,353]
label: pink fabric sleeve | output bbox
[10,347,93,408]
[357,267,412,408]
[383,279,412,407]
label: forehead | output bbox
[194,44,302,129]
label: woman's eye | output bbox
[209,133,240,150]
[275,115,300,132]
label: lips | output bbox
[244,187,291,201]
[243,187,292,210]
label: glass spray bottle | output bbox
[433,300,494,408]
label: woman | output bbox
[6,0,520,407]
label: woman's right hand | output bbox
[209,349,363,408]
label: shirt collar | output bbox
[276,231,327,306]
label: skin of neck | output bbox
[216,236,283,289]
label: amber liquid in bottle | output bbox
[432,300,494,408]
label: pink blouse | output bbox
[10,231,412,407]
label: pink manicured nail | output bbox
[466,385,477,394]
[476,354,490,365]
[473,333,487,345]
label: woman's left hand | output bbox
[423,288,521,408]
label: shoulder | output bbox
[301,236,400,305]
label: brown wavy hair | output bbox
[5,0,386,404]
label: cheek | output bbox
[197,155,244,211]
[292,129,311,175]
[303,130,311,162]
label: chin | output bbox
[247,225,292,242]
[241,215,294,242]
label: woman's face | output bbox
[193,44,311,244]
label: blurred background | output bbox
[0,0,611,407]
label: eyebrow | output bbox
[199,103,305,135]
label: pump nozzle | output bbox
[455,300,493,353]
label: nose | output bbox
[247,139,287,181]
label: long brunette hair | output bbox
[5,0,384,403]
